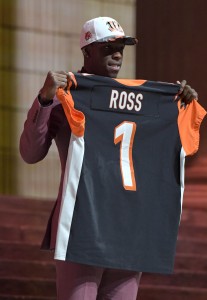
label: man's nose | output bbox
[112,50,123,60]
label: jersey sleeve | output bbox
[177,99,207,156]
[56,86,85,137]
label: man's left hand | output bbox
[177,80,198,105]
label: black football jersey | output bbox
[55,73,206,274]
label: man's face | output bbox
[85,40,125,78]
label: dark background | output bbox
[136,0,207,164]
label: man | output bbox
[20,17,199,300]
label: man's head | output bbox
[80,17,137,78]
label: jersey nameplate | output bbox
[91,85,159,116]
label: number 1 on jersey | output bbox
[114,121,137,191]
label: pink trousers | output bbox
[56,260,142,300]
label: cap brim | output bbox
[94,35,138,45]
[123,36,138,45]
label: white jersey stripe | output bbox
[179,147,186,221]
[55,134,85,260]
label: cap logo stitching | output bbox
[85,31,92,41]
[106,21,124,33]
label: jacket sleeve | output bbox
[19,96,59,164]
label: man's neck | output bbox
[80,66,88,73]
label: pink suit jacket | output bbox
[20,96,71,249]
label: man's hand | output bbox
[177,80,198,105]
[39,71,71,103]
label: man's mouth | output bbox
[108,64,121,71]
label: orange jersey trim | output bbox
[177,99,206,156]
[56,75,85,137]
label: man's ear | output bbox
[82,47,89,58]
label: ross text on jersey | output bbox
[109,89,143,111]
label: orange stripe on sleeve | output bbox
[56,76,85,137]
[177,99,206,156]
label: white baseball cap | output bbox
[80,16,138,49]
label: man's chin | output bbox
[107,66,121,78]
[94,67,120,78]
[106,70,120,78]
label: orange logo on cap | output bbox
[106,21,124,33]
[85,31,92,41]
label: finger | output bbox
[189,88,198,100]
[54,72,68,80]
[53,71,69,84]
[178,80,187,94]
[57,81,68,88]
[62,72,75,92]
[183,86,198,99]
[180,89,198,104]
[54,72,69,86]
[55,71,69,76]
[55,74,68,82]
[67,72,78,88]
[66,73,73,86]
[180,80,187,88]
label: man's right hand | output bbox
[39,71,70,103]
